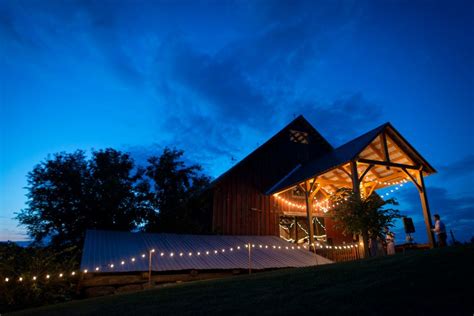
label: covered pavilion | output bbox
[266,122,437,250]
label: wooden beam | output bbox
[319,187,330,198]
[365,170,407,185]
[316,179,352,186]
[369,143,385,161]
[401,168,422,191]
[385,133,418,166]
[416,170,435,248]
[381,133,391,166]
[350,160,360,195]
[358,164,373,183]
[358,158,420,170]
[366,184,377,197]
[338,166,351,178]
[309,185,321,201]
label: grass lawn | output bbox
[12,246,474,316]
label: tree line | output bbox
[15,147,212,251]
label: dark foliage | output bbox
[15,149,152,250]
[330,188,400,257]
[0,242,80,313]
[143,148,212,233]
[15,147,212,251]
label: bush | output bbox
[0,242,80,313]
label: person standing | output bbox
[385,227,396,255]
[431,214,447,247]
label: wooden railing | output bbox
[315,244,361,262]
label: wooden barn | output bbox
[211,115,436,249]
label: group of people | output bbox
[368,213,447,257]
[368,228,396,257]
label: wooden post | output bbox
[294,216,298,243]
[351,161,369,258]
[248,243,252,275]
[148,250,153,287]
[350,161,360,195]
[416,170,435,248]
[304,180,315,250]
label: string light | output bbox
[276,178,409,211]
[2,241,361,283]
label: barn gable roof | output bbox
[210,115,333,186]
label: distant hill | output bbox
[0,240,32,247]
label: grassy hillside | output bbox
[12,246,474,316]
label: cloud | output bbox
[438,154,474,178]
[397,186,474,242]
[295,93,384,145]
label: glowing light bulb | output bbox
[71,272,76,276]
[33,276,37,280]
[170,253,174,257]
[121,261,125,265]
[84,269,88,274]
[19,277,23,282]
[46,275,50,279]
[95,267,100,271]
[160,253,164,257]
[5,277,9,282]
[59,273,63,277]
[151,249,155,253]
[179,253,183,257]
[142,254,146,258]
[188,252,192,256]
[132,257,136,262]
[197,252,201,255]
[110,264,114,268]
[206,251,209,255]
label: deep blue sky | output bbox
[1,0,473,243]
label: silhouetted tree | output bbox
[16,149,151,249]
[330,188,400,257]
[143,148,212,233]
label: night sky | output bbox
[1,0,473,243]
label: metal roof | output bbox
[80,230,332,273]
[266,123,389,194]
